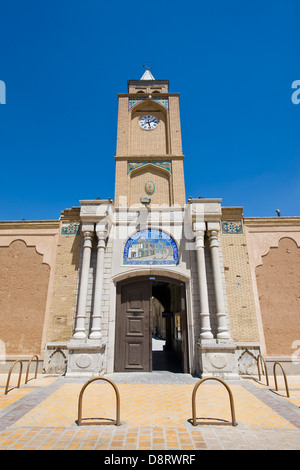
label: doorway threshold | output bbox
[105,372,199,384]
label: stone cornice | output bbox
[0,220,60,231]
[79,200,114,230]
[244,216,300,227]
[118,93,178,98]
[188,198,222,223]
[114,154,184,161]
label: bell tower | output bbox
[114,68,186,207]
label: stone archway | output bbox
[114,275,189,373]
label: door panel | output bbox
[125,342,144,369]
[180,283,189,373]
[115,280,151,372]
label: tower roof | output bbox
[127,67,169,92]
[140,68,155,81]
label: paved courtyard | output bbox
[0,371,300,451]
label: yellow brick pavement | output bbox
[0,374,299,450]
[7,382,296,430]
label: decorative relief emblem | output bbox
[123,229,179,265]
[76,354,92,369]
[221,221,243,234]
[145,180,155,195]
[61,223,80,235]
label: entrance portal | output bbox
[114,276,188,373]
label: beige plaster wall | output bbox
[0,221,59,356]
[244,217,300,356]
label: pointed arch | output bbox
[123,228,179,266]
[129,163,172,205]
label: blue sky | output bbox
[0,0,299,220]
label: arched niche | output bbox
[129,162,172,206]
[255,237,300,356]
[0,239,51,355]
[130,99,169,155]
[123,228,179,266]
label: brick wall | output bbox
[221,208,259,343]
[114,91,186,208]
[129,165,171,206]
[46,208,82,343]
[131,109,167,155]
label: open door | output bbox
[115,279,152,372]
[114,276,189,373]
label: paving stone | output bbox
[0,373,299,450]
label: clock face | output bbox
[139,115,158,130]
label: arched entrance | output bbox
[114,276,189,373]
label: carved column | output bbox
[207,224,230,340]
[89,228,107,339]
[73,228,94,339]
[193,222,213,340]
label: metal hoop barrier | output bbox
[25,355,39,384]
[192,377,237,427]
[273,362,290,398]
[257,354,269,386]
[77,377,121,426]
[4,360,23,395]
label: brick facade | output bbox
[1,73,299,377]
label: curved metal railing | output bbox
[4,360,23,395]
[191,376,237,427]
[77,377,121,426]
[256,354,269,386]
[25,355,39,384]
[273,361,290,398]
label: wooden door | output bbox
[115,280,152,372]
[180,283,189,373]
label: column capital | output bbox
[96,229,108,239]
[82,230,94,249]
[207,221,220,233]
[207,223,221,248]
[82,230,94,238]
[95,220,108,232]
[193,221,206,233]
[96,231,107,250]
[82,223,95,233]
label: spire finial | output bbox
[140,62,155,80]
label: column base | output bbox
[66,339,106,378]
[197,340,240,381]
[89,331,103,340]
